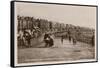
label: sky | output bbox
[15,2,97,29]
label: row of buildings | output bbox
[17,15,70,33]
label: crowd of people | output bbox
[60,28,95,46]
[17,15,95,48]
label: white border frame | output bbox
[12,1,98,67]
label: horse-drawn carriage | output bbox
[17,27,41,48]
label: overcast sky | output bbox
[15,2,97,29]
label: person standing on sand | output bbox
[91,34,95,46]
[72,34,77,45]
[68,29,72,43]
[61,35,64,44]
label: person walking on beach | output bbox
[68,29,72,43]
[72,34,77,45]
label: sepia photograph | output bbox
[11,1,98,67]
